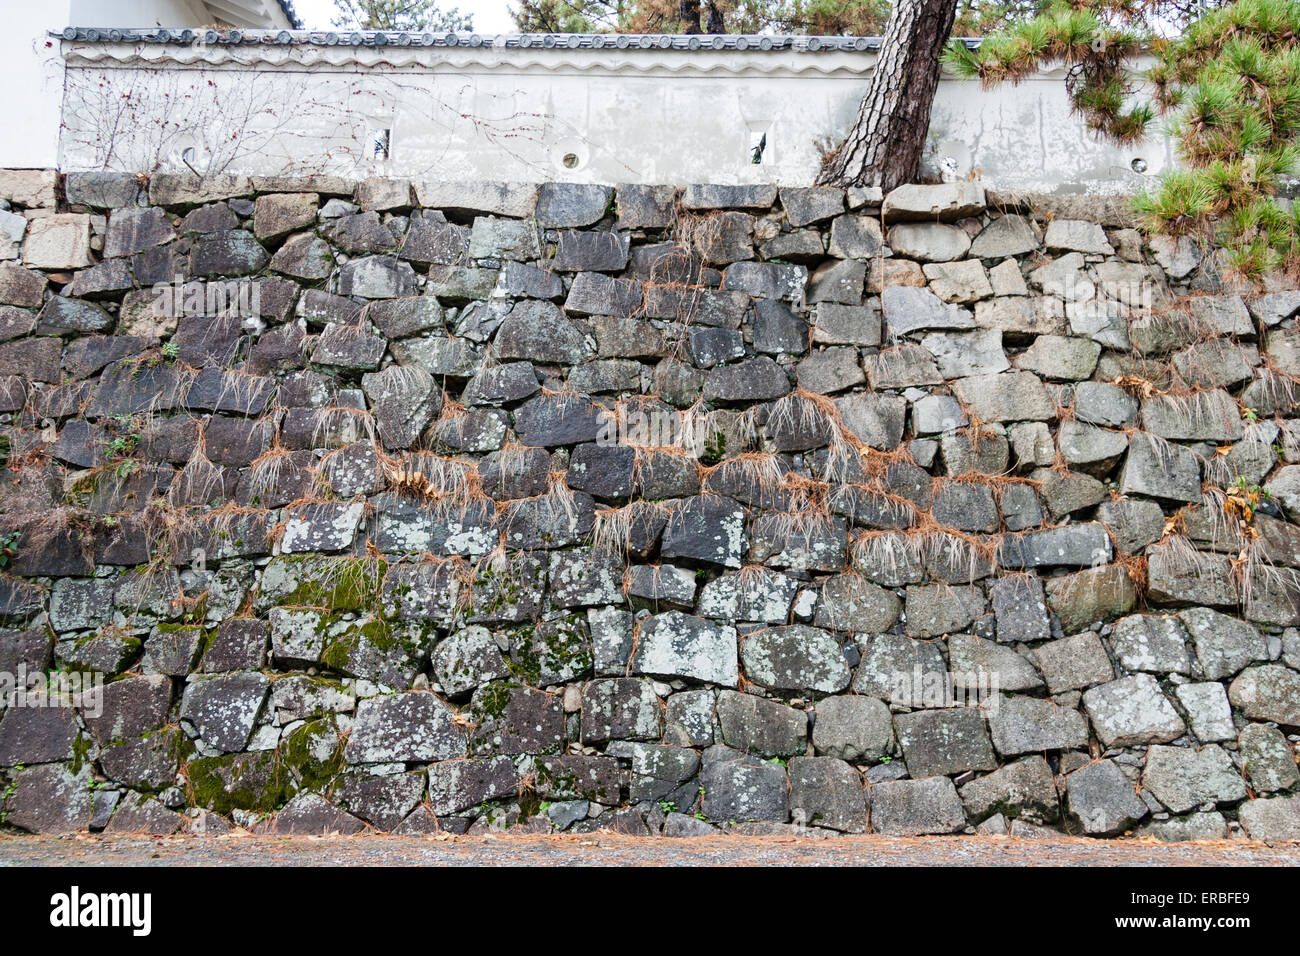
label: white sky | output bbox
[291,0,520,34]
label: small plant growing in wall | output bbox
[0,766,24,824]
[0,531,20,569]
[103,415,143,459]
[1226,475,1273,528]
[701,431,727,465]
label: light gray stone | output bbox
[961,755,1059,824]
[988,694,1089,756]
[869,777,966,835]
[1238,796,1300,840]
[812,695,894,763]
[345,692,467,764]
[633,611,739,687]
[1030,632,1114,693]
[813,302,881,346]
[921,328,1008,378]
[1075,381,1139,428]
[882,182,985,222]
[795,347,865,394]
[1119,433,1202,503]
[1014,335,1100,381]
[813,573,901,633]
[1044,219,1113,254]
[952,371,1055,422]
[948,634,1044,692]
[971,214,1040,258]
[835,392,908,451]
[742,625,850,694]
[888,222,972,262]
[180,673,270,752]
[1174,682,1236,743]
[1109,614,1192,675]
[1066,759,1149,835]
[1239,723,1300,793]
[922,260,993,303]
[852,634,948,707]
[1082,674,1186,748]
[782,187,845,227]
[894,708,996,777]
[912,394,967,435]
[1141,744,1248,813]
[1228,664,1300,726]
[1178,606,1268,680]
[881,285,974,336]
[1138,811,1228,842]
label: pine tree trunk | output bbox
[816,0,958,190]
[706,2,725,33]
[680,0,702,33]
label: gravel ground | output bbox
[1,833,1297,866]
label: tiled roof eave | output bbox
[55,27,984,53]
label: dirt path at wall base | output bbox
[1,832,1296,866]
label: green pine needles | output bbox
[946,0,1300,281]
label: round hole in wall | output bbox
[1131,157,1149,173]
[553,139,588,173]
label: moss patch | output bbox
[507,615,592,686]
[280,717,344,792]
[186,750,289,815]
[258,556,388,612]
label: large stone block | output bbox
[870,777,966,835]
[1228,664,1300,726]
[961,755,1059,824]
[346,692,467,763]
[883,182,985,222]
[1239,796,1300,840]
[180,673,270,752]
[1141,744,1248,813]
[741,625,851,694]
[812,695,894,763]
[894,708,996,778]
[716,690,807,758]
[1082,674,1186,748]
[23,214,93,269]
[988,694,1089,756]
[789,755,866,832]
[1065,759,1148,835]
[700,745,789,823]
[633,611,739,687]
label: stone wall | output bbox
[0,167,1298,840]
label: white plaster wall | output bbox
[56,41,1175,192]
[0,1,283,170]
[0,1,72,169]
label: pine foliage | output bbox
[332,0,473,32]
[947,0,1300,280]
